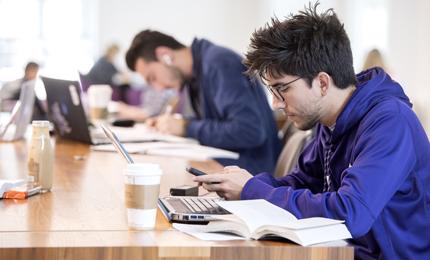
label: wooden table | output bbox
[0,139,353,260]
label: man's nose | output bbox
[272,96,285,110]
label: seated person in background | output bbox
[125,30,282,175]
[0,61,46,120]
[86,43,130,101]
[192,4,430,260]
[116,82,179,121]
[362,48,390,72]
[110,70,181,122]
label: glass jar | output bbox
[27,120,54,192]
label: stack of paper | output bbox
[92,142,239,160]
[91,123,198,144]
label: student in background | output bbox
[87,44,126,86]
[86,43,130,101]
[362,48,389,72]
[125,30,282,175]
[0,62,39,101]
[0,61,46,120]
[193,4,430,259]
[115,85,178,121]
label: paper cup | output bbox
[87,84,112,120]
[124,163,162,230]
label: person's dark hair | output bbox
[244,2,356,89]
[125,30,185,71]
[25,61,39,72]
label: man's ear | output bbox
[316,72,331,96]
[155,46,173,65]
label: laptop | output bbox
[42,76,136,145]
[99,123,231,223]
[158,196,231,223]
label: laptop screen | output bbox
[42,76,92,144]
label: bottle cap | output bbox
[32,120,50,128]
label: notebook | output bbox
[42,76,144,145]
[158,196,231,223]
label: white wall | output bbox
[98,0,269,70]
[387,0,430,133]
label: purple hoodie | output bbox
[241,68,430,259]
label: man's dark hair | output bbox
[244,2,356,89]
[25,61,39,72]
[125,30,185,71]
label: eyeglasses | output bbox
[266,77,301,102]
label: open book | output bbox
[173,199,352,246]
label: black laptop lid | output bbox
[42,76,92,144]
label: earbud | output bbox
[162,55,172,65]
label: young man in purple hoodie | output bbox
[193,3,430,259]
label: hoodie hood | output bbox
[332,67,412,140]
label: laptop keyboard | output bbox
[168,197,230,215]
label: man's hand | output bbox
[146,113,187,136]
[192,166,253,200]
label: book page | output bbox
[285,222,352,246]
[217,200,298,233]
[288,217,345,229]
[173,223,245,241]
[218,200,348,231]
[173,215,249,241]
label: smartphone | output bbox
[186,167,208,176]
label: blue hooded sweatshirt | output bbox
[185,39,282,175]
[241,68,430,259]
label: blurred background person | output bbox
[85,43,130,101]
[87,43,126,86]
[0,61,46,120]
[362,48,389,72]
[84,43,178,121]
[0,61,39,102]
[125,30,282,175]
[115,85,179,122]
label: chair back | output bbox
[278,119,298,144]
[274,129,312,178]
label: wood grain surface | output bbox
[0,138,353,260]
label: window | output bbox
[0,0,96,82]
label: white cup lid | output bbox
[125,163,162,176]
